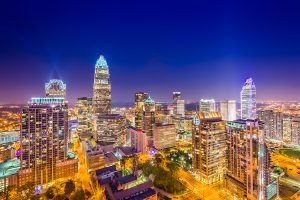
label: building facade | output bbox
[76,97,93,135]
[220,100,236,121]
[199,99,216,112]
[143,96,156,146]
[258,110,283,141]
[240,78,256,120]
[19,97,78,186]
[173,92,185,116]
[94,114,127,145]
[153,123,176,150]
[129,127,147,154]
[134,92,149,129]
[93,55,111,115]
[192,112,226,185]
[225,120,274,200]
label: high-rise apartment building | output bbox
[93,55,111,115]
[173,92,185,116]
[199,99,216,112]
[143,96,156,146]
[19,97,78,186]
[225,120,276,200]
[192,112,226,185]
[134,92,149,129]
[153,123,176,150]
[76,97,93,135]
[240,78,256,120]
[220,100,237,121]
[45,79,66,98]
[283,115,292,143]
[291,117,300,146]
[258,110,283,141]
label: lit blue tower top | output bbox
[144,96,155,104]
[95,55,108,69]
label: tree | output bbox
[70,188,85,200]
[166,162,179,177]
[45,186,57,199]
[64,180,75,196]
[155,153,163,167]
[19,182,35,200]
[53,194,68,200]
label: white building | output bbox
[240,78,256,120]
[153,123,176,150]
[220,100,236,121]
[199,99,216,112]
[173,92,185,116]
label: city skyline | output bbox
[1,1,300,104]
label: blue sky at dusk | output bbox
[1,0,300,104]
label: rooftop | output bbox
[95,55,108,69]
[0,159,20,178]
[117,174,137,185]
[95,165,117,177]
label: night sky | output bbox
[1,0,300,105]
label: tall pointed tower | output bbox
[92,55,112,115]
[240,78,256,120]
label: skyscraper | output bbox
[240,78,256,120]
[225,120,275,200]
[192,112,226,185]
[199,99,216,112]
[93,55,111,115]
[19,97,78,186]
[220,100,237,121]
[143,96,156,146]
[45,79,66,98]
[172,92,185,116]
[76,97,93,135]
[134,92,149,129]
[258,110,283,141]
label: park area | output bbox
[278,148,300,160]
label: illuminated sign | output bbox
[31,97,65,104]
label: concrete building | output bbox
[291,117,300,146]
[0,159,19,192]
[173,92,185,116]
[240,78,256,120]
[220,100,236,121]
[134,92,149,129]
[19,97,78,186]
[155,103,171,124]
[258,110,283,141]
[94,114,127,145]
[129,127,147,154]
[199,99,216,112]
[143,96,156,146]
[82,141,118,171]
[192,112,226,185]
[283,115,292,143]
[225,120,277,200]
[76,97,93,135]
[153,123,176,150]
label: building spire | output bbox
[95,55,108,68]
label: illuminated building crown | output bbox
[95,55,108,69]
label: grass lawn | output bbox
[279,148,300,160]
